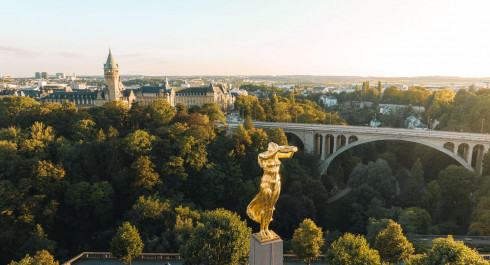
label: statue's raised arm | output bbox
[247,142,298,240]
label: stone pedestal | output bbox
[249,232,283,265]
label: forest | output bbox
[2,84,490,264]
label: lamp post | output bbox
[429,119,432,135]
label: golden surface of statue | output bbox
[247,142,298,240]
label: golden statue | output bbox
[247,142,298,240]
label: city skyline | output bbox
[2,0,490,78]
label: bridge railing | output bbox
[228,121,490,141]
[62,251,490,264]
[62,252,181,265]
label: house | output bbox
[319,95,338,107]
[405,115,427,129]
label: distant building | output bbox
[69,83,87,90]
[135,80,175,106]
[41,49,135,107]
[56,73,65,79]
[35,72,41,79]
[370,119,381,127]
[319,95,337,107]
[379,104,406,114]
[312,86,326,93]
[229,87,248,97]
[175,83,234,109]
[41,72,49,79]
[405,115,427,129]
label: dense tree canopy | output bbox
[180,209,250,265]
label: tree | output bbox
[470,196,490,236]
[266,128,288,146]
[326,233,381,265]
[291,218,324,265]
[243,116,255,131]
[407,236,489,265]
[400,158,425,207]
[374,220,414,263]
[18,224,56,258]
[366,218,390,246]
[123,130,156,158]
[200,103,226,124]
[71,119,97,142]
[398,207,431,235]
[232,125,252,155]
[110,222,144,265]
[131,156,160,190]
[8,250,59,265]
[180,208,250,265]
[146,99,176,128]
[377,81,382,92]
[436,165,478,233]
[482,151,490,176]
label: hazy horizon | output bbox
[2,0,490,78]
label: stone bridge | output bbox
[228,121,490,175]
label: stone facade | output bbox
[37,49,234,110]
[174,83,234,109]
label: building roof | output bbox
[175,86,210,95]
[43,91,97,100]
[139,85,172,94]
[104,49,118,69]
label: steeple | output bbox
[104,48,118,69]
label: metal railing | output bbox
[63,251,490,264]
[62,252,181,265]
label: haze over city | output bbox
[2,0,490,78]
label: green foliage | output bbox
[266,128,288,146]
[243,116,254,130]
[398,207,432,235]
[110,222,144,264]
[326,233,381,265]
[482,151,490,176]
[374,220,414,263]
[123,130,156,158]
[400,158,425,207]
[8,250,59,265]
[232,125,252,155]
[366,218,390,246]
[131,156,160,190]
[145,99,176,128]
[17,225,56,258]
[180,209,250,265]
[199,103,226,124]
[436,165,478,234]
[426,88,455,121]
[470,196,490,235]
[234,93,344,124]
[291,218,324,265]
[406,235,489,265]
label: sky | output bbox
[2,0,490,77]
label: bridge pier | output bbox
[474,145,485,174]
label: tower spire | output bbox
[104,48,117,69]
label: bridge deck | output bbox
[229,121,490,142]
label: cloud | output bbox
[56,51,84,58]
[0,46,40,57]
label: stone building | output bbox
[134,78,175,106]
[40,49,135,107]
[174,83,234,109]
[38,49,234,109]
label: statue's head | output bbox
[267,142,279,152]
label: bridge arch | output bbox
[320,137,473,175]
[285,132,304,151]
